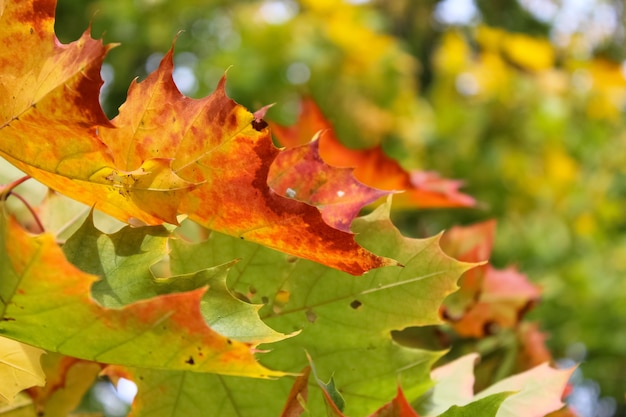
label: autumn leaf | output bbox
[279,366,311,417]
[450,266,541,337]
[0,337,45,404]
[0,0,186,226]
[114,199,474,417]
[439,221,540,337]
[0,0,395,276]
[421,353,575,417]
[368,387,421,417]
[269,134,391,232]
[475,26,555,72]
[0,208,285,378]
[126,52,394,275]
[270,98,475,209]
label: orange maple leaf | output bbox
[450,264,541,338]
[439,221,541,337]
[269,134,391,232]
[0,0,181,225]
[0,0,395,275]
[270,98,475,209]
[103,50,395,275]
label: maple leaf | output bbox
[0,336,45,404]
[421,353,575,417]
[0,208,285,378]
[0,0,394,275]
[0,0,185,226]
[109,50,394,275]
[269,134,391,232]
[269,98,475,209]
[439,221,540,337]
[450,266,541,337]
[113,199,474,417]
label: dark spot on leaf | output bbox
[261,296,269,304]
[37,411,43,417]
[252,118,268,131]
[287,256,298,264]
[483,321,500,335]
[350,300,362,309]
[30,27,34,35]
[139,376,144,380]
[185,356,195,365]
[2,317,15,321]
[306,309,317,323]
[227,339,232,345]
[240,236,244,240]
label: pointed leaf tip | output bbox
[268,135,393,232]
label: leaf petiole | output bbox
[0,176,45,233]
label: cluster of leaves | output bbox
[0,1,576,416]
[49,0,626,409]
[422,25,626,403]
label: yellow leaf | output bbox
[433,31,471,74]
[503,33,554,71]
[476,26,555,72]
[0,336,45,404]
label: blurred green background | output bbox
[53,0,626,415]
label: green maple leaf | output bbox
[112,200,473,416]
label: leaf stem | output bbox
[0,175,32,199]
[1,176,45,233]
